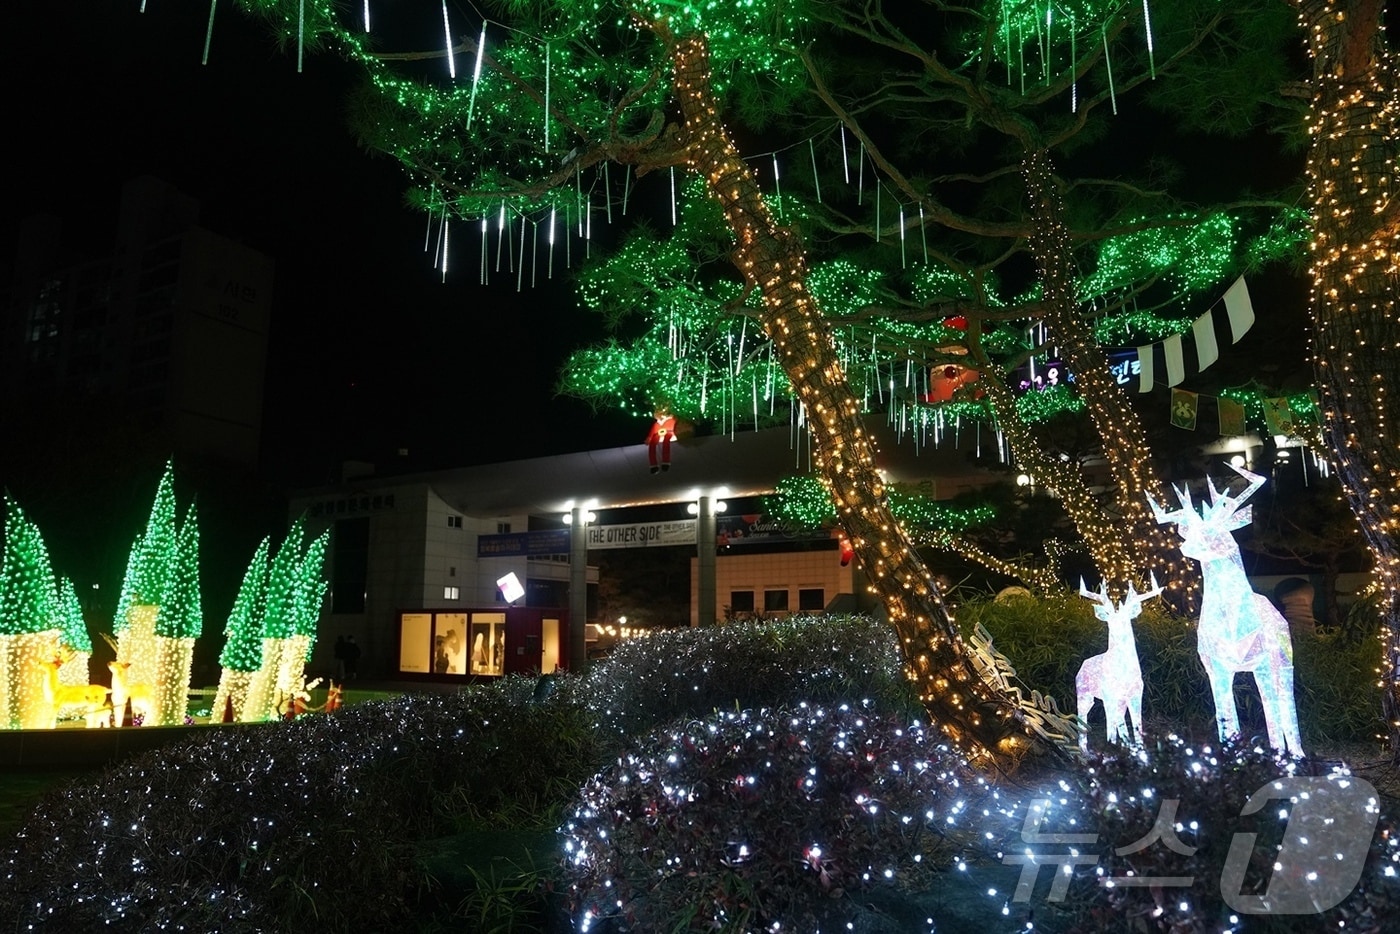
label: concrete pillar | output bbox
[697,495,716,626]
[569,506,589,671]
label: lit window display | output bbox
[470,613,506,676]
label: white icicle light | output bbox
[466,22,487,125]
[442,2,456,79]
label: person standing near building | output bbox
[333,635,348,681]
[344,635,361,681]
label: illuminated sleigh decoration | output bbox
[1148,465,1303,754]
[1076,575,1161,751]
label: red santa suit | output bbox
[647,413,677,473]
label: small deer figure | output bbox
[40,652,111,729]
[107,660,156,727]
[1076,575,1161,751]
[1148,464,1303,754]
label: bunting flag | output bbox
[1170,388,1199,430]
[1217,396,1247,437]
[1263,396,1296,437]
[1133,276,1256,393]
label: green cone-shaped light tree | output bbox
[114,462,179,694]
[213,537,270,722]
[149,502,202,725]
[242,520,306,722]
[0,496,61,729]
[51,576,99,721]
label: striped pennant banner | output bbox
[1126,276,1256,394]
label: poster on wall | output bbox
[433,612,468,674]
[399,613,432,673]
[470,613,507,676]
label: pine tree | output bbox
[1292,0,1400,754]
[213,537,270,722]
[151,0,1298,758]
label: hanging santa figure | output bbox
[922,314,984,403]
[647,408,678,474]
[835,531,855,567]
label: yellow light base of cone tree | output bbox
[242,636,313,723]
[3,631,62,730]
[212,670,254,724]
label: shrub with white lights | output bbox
[0,678,604,931]
[1034,736,1400,933]
[563,702,987,933]
[572,613,920,739]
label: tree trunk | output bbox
[1296,0,1400,754]
[669,35,1032,759]
[1021,151,1197,606]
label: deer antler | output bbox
[1078,577,1113,608]
[1196,464,1266,530]
[1146,482,1197,527]
[1122,573,1164,615]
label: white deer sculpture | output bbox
[1076,575,1162,751]
[1148,464,1303,754]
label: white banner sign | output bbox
[585,520,697,549]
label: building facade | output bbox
[287,425,975,679]
[3,176,273,467]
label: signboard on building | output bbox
[716,514,832,547]
[585,520,697,549]
[477,529,571,558]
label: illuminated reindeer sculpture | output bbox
[1148,465,1303,754]
[1076,575,1161,751]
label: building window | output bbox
[443,586,460,601]
[447,515,463,528]
[497,521,511,534]
[449,566,456,577]
[799,588,825,612]
[730,590,755,613]
[764,589,789,612]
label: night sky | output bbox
[2,2,645,488]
